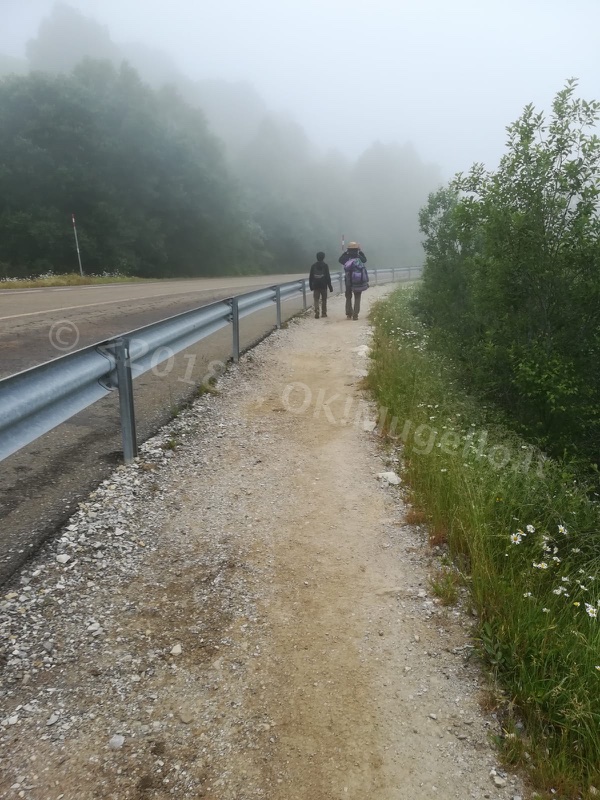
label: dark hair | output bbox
[316,251,325,261]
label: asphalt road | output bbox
[0,274,306,379]
[0,274,308,586]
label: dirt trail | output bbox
[0,287,524,799]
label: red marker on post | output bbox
[71,213,84,277]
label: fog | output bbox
[0,0,598,275]
[4,0,598,176]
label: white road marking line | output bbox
[0,298,151,321]
[0,289,42,295]
[0,283,270,321]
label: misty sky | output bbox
[2,0,599,177]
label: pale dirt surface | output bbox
[0,287,525,799]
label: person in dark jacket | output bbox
[338,242,368,319]
[308,251,334,319]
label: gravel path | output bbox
[0,287,525,800]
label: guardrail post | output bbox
[114,338,138,464]
[302,279,308,310]
[275,285,282,329]
[230,297,240,363]
[374,268,378,286]
[338,272,343,293]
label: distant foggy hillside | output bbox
[0,3,442,272]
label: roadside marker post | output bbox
[71,213,84,277]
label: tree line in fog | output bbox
[0,3,441,278]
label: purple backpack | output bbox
[345,258,368,291]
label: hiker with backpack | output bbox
[308,251,334,319]
[339,242,368,320]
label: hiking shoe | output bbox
[315,314,319,319]
[353,315,358,320]
[322,313,327,318]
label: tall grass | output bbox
[0,272,148,289]
[369,286,600,798]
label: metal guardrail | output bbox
[0,267,420,464]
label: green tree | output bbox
[417,80,600,465]
[26,2,120,74]
[0,61,262,277]
[416,184,479,333]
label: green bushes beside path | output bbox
[369,287,600,799]
[416,80,600,474]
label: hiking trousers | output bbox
[345,288,362,319]
[313,287,328,317]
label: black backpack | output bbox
[313,263,328,289]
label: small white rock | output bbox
[56,554,71,565]
[377,471,401,485]
[109,734,125,750]
[171,644,182,656]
